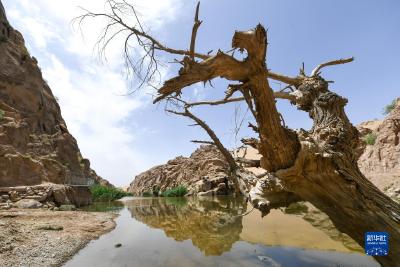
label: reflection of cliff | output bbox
[127,197,247,256]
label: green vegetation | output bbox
[383,99,397,115]
[141,186,188,197]
[90,185,132,201]
[160,186,188,197]
[364,133,377,146]
[0,109,5,120]
[152,186,160,196]
[142,191,152,197]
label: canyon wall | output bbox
[0,1,111,207]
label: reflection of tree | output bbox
[284,202,363,252]
[127,197,247,256]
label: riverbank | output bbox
[0,209,117,267]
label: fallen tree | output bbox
[78,1,400,265]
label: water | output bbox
[65,197,379,267]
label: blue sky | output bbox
[3,0,399,186]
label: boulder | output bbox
[52,186,71,205]
[15,199,42,209]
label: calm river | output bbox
[64,197,379,267]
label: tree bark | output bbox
[273,77,400,267]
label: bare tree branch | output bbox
[274,91,296,102]
[189,2,202,61]
[248,122,259,133]
[74,0,210,90]
[310,57,354,77]
[186,97,245,108]
[168,90,297,109]
[191,140,214,145]
[224,84,244,99]
[241,138,260,149]
[166,107,244,194]
[266,71,302,86]
[166,108,237,171]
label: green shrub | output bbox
[364,133,377,146]
[383,99,397,115]
[142,191,152,197]
[0,109,5,120]
[90,185,132,201]
[152,186,160,196]
[160,186,188,197]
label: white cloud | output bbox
[3,0,184,186]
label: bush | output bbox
[90,185,132,201]
[0,109,5,120]
[383,99,397,115]
[142,191,152,197]
[160,186,188,197]
[152,186,160,196]
[364,133,377,146]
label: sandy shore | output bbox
[0,209,117,267]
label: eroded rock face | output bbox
[128,145,233,196]
[357,98,400,200]
[0,1,111,206]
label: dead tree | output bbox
[78,1,400,265]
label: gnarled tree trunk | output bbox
[154,24,400,267]
[78,2,400,265]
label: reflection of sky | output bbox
[3,0,400,186]
[65,206,379,267]
[65,198,379,267]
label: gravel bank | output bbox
[0,209,117,267]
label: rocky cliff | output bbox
[128,145,234,196]
[357,98,400,200]
[0,1,111,208]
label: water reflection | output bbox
[65,197,379,267]
[80,200,125,213]
[127,197,246,256]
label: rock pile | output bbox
[0,183,91,210]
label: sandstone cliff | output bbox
[357,98,400,200]
[0,1,111,208]
[128,145,234,196]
